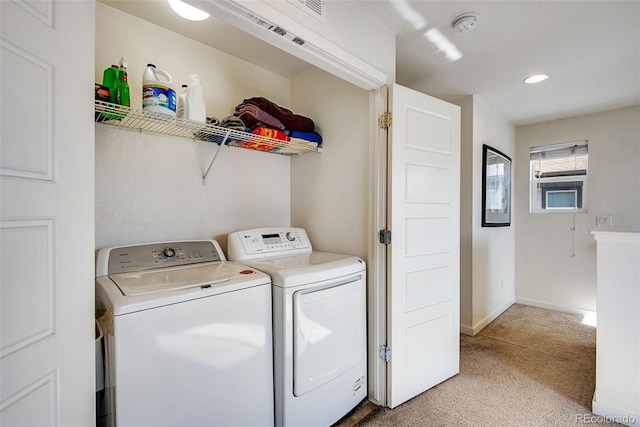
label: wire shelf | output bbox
[94,100,322,156]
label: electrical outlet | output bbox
[596,215,613,226]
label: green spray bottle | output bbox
[116,56,130,107]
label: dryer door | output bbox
[292,274,365,396]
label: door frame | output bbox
[367,87,389,406]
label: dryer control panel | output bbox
[228,227,312,260]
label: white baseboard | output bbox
[592,397,640,426]
[460,323,474,336]
[460,297,515,336]
[515,297,596,317]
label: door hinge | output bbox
[379,345,391,362]
[378,112,392,129]
[379,229,391,245]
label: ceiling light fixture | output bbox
[168,0,210,21]
[524,74,549,84]
[452,13,479,33]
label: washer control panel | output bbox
[228,227,312,260]
[105,240,223,275]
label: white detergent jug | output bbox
[185,74,206,123]
[142,64,176,116]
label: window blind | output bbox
[530,140,588,160]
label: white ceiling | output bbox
[101,0,640,126]
[357,0,640,125]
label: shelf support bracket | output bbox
[202,130,230,185]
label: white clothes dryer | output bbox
[95,240,274,427]
[228,228,367,427]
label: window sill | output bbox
[530,209,589,214]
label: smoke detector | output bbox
[452,13,479,32]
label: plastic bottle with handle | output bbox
[185,74,206,123]
[102,64,119,104]
[142,64,176,116]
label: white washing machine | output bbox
[227,228,367,427]
[95,240,274,427]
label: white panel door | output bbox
[387,84,460,408]
[1,1,95,425]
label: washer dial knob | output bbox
[285,232,296,241]
[162,247,176,259]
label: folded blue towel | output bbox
[288,130,322,144]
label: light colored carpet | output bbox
[357,304,621,427]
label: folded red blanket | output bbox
[235,140,274,152]
[252,127,290,141]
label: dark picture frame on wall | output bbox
[482,144,512,227]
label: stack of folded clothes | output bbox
[233,97,323,152]
[195,116,249,145]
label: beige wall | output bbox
[459,96,474,330]
[458,96,516,335]
[290,67,370,260]
[515,105,640,313]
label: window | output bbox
[546,190,577,209]
[530,140,588,213]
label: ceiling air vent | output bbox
[287,0,326,22]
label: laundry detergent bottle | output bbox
[102,64,119,104]
[142,64,176,116]
[185,74,206,123]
